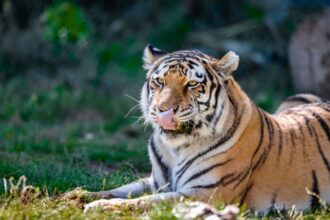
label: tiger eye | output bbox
[188,80,199,87]
[155,78,164,85]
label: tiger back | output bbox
[276,93,325,113]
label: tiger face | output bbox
[140,45,239,144]
[148,55,208,133]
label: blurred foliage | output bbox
[243,3,264,22]
[42,2,91,47]
[148,10,193,49]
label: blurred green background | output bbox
[0,0,328,194]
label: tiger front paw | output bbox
[83,198,131,213]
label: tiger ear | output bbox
[212,51,239,77]
[143,44,167,70]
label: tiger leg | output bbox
[83,189,203,212]
[84,191,182,212]
[87,177,152,199]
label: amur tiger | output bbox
[84,45,330,214]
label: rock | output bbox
[172,201,239,220]
[289,8,330,98]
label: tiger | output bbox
[84,45,330,214]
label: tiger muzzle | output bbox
[155,108,193,134]
[156,108,178,131]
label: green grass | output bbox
[0,74,151,218]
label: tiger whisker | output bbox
[125,94,140,103]
[124,104,140,118]
[178,116,193,122]
[133,115,145,125]
[132,115,150,134]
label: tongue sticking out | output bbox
[156,108,177,130]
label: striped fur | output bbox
[85,46,330,213]
[276,94,324,113]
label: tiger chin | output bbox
[84,45,330,214]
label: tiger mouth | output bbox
[161,121,193,134]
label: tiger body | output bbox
[85,46,330,213]
[146,77,330,212]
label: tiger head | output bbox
[140,45,239,145]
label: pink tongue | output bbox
[156,108,177,130]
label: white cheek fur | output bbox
[140,83,152,123]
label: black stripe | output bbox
[191,173,235,189]
[253,112,274,170]
[290,129,296,146]
[198,85,206,95]
[210,76,223,125]
[273,120,283,161]
[212,81,221,109]
[149,137,171,188]
[293,116,309,162]
[246,112,274,182]
[175,99,243,184]
[197,81,217,111]
[211,99,226,134]
[187,63,194,69]
[292,117,305,141]
[302,114,313,136]
[204,66,214,81]
[196,102,225,162]
[252,107,265,158]
[232,167,252,188]
[194,121,203,129]
[205,60,226,78]
[311,126,330,175]
[310,170,320,210]
[289,129,296,164]
[197,101,210,108]
[146,81,150,102]
[181,159,232,187]
[179,111,193,118]
[311,111,330,142]
[252,150,268,172]
[192,113,271,191]
[232,148,269,189]
[202,164,250,190]
[286,96,313,103]
[239,183,253,207]
[205,83,221,123]
[187,59,199,67]
[264,114,274,156]
[153,175,159,190]
[320,104,330,112]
